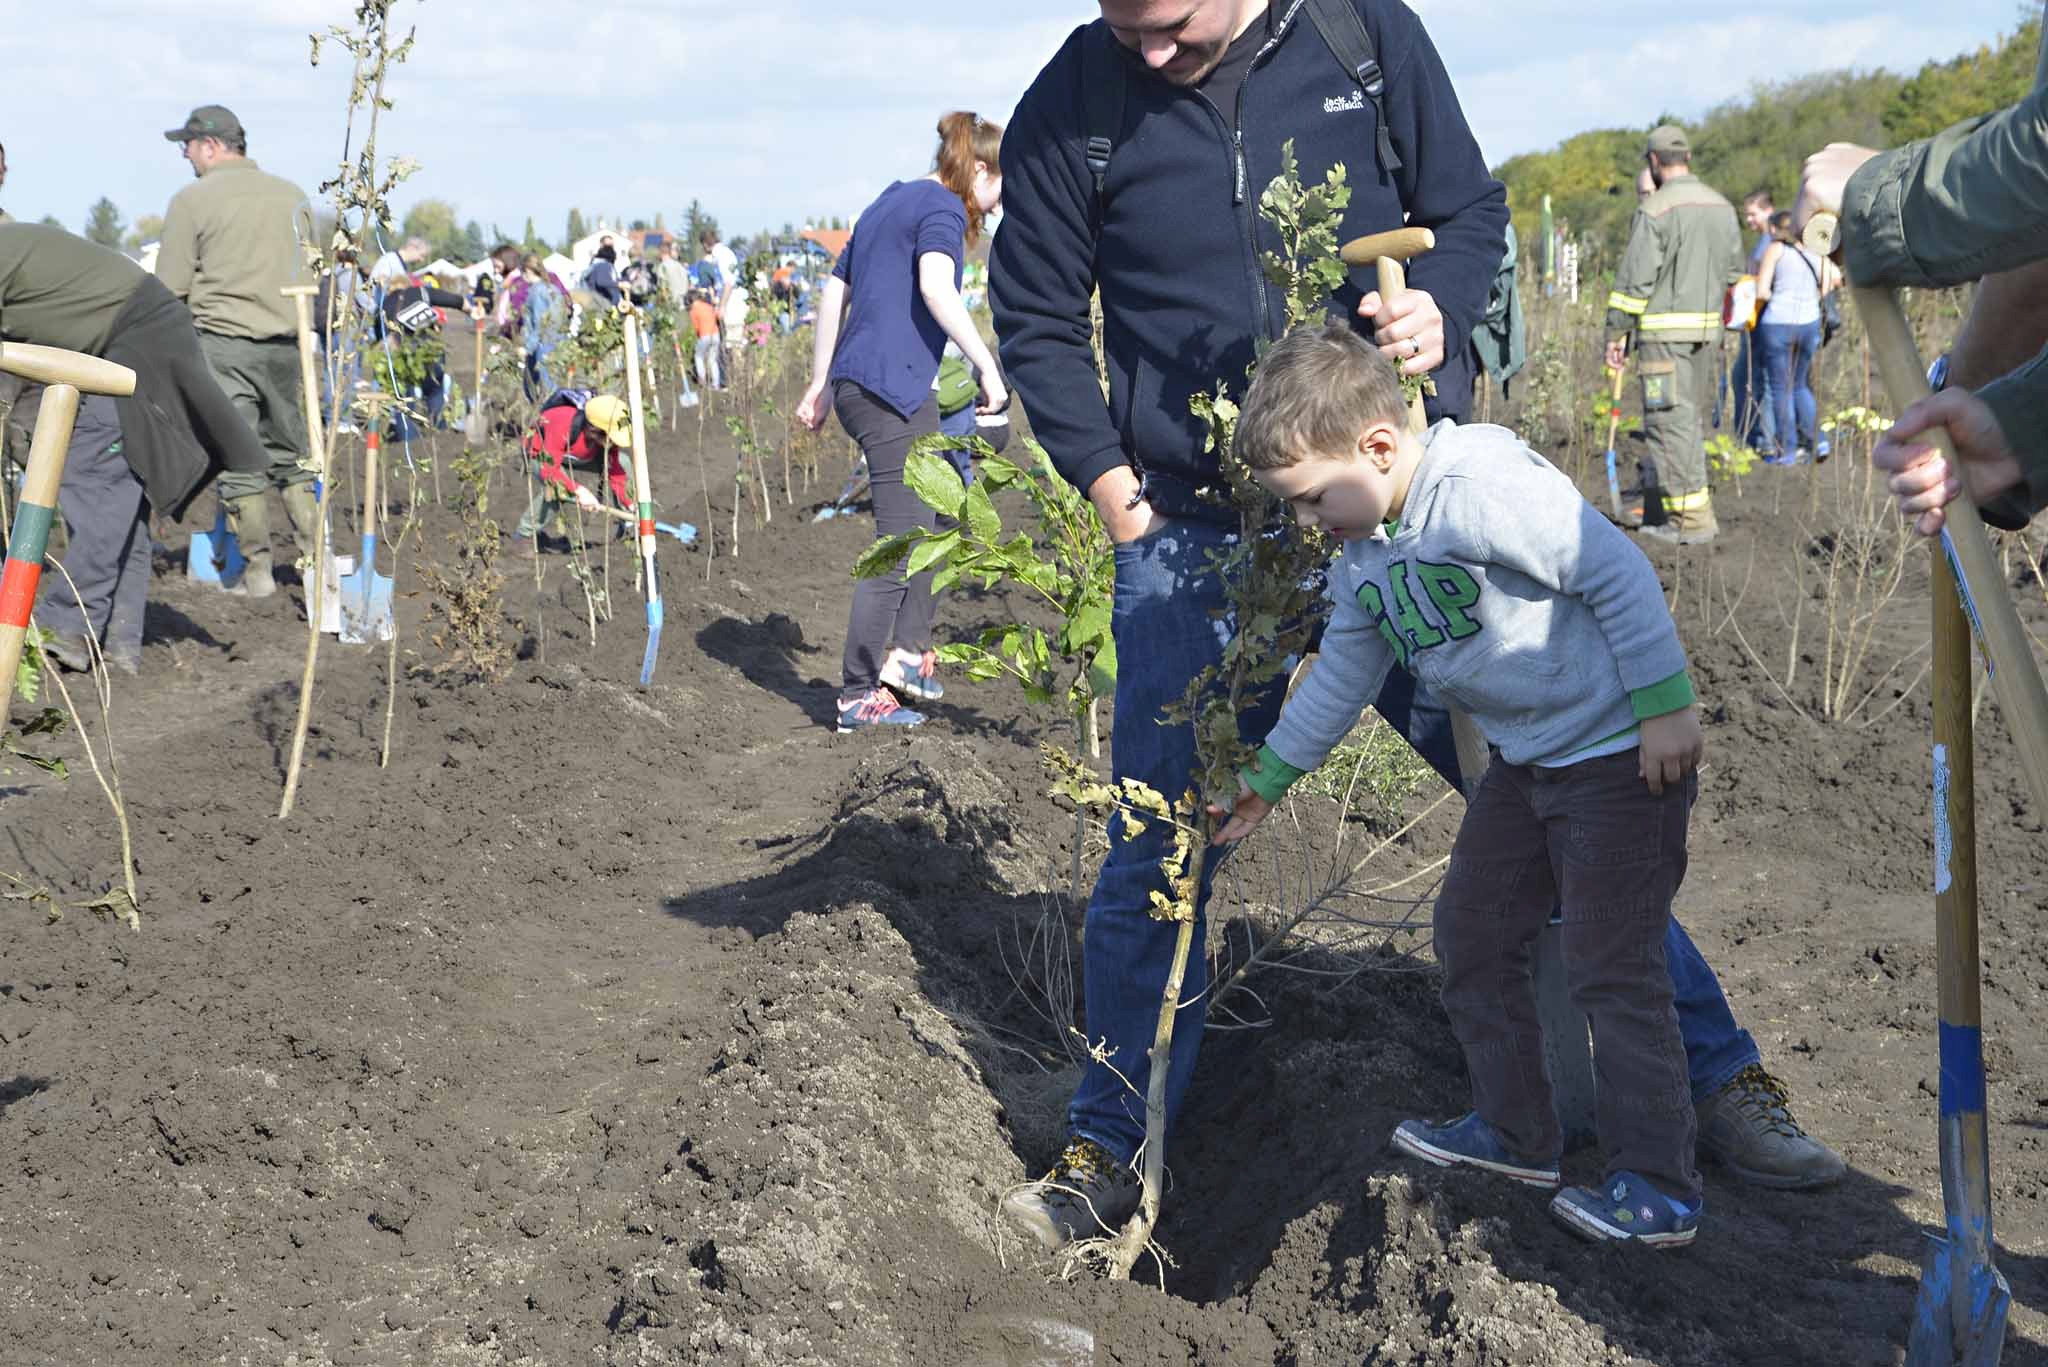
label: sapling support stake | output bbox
[280,286,333,816]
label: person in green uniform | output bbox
[1794,6,2048,535]
[1603,125,1744,545]
[157,104,317,598]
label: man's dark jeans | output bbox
[1068,521,1762,1167]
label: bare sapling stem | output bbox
[41,562,138,928]
[1103,906,1195,1281]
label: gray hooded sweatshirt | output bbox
[1249,421,1693,801]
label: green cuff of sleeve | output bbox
[1975,346,2048,531]
[1629,670,1696,720]
[1243,744,1307,806]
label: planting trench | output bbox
[6,395,2048,1363]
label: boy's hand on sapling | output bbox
[1208,778,1273,846]
[1638,706,1704,795]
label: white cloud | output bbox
[0,0,2030,248]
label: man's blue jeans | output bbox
[1069,520,1761,1166]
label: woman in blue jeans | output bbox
[1753,211,1834,464]
[798,111,1008,732]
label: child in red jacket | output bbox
[515,392,634,544]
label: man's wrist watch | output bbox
[1928,354,1951,392]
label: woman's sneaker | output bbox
[1551,1170,1701,1248]
[1002,1137,1142,1253]
[836,686,926,733]
[880,647,944,702]
[1390,1112,1562,1189]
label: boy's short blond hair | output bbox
[1234,322,1409,470]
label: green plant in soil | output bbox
[11,625,53,707]
[1295,713,1436,831]
[1,704,68,779]
[420,445,514,680]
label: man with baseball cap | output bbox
[157,103,318,598]
[1603,124,1745,544]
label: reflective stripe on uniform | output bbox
[1607,291,1649,316]
[1640,312,1722,332]
[1663,488,1713,511]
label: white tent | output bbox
[541,252,577,286]
[419,257,467,284]
[568,225,629,273]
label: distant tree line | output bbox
[1495,13,2042,268]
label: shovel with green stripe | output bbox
[0,344,137,702]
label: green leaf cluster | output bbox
[1259,140,1353,332]
[852,439,1117,723]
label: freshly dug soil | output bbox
[7,363,2048,1365]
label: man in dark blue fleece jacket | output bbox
[993,0,1846,1253]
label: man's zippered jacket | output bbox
[1603,176,1743,346]
[991,0,1507,520]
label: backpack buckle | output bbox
[1084,135,1113,179]
[1355,60,1384,100]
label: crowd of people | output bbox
[6,0,2047,1277]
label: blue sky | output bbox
[0,1,2033,250]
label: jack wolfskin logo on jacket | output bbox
[1323,90,1366,114]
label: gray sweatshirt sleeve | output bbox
[1463,462,1690,697]
[1256,560,1397,796]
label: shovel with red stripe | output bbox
[0,344,137,704]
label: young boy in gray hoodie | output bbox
[1213,323,1708,1248]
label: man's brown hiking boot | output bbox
[1696,1064,1846,1190]
[1002,1136,1142,1252]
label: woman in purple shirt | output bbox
[799,111,1007,732]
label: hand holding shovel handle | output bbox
[1808,210,2021,1365]
[1341,227,1436,432]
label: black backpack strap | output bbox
[1079,20,1127,235]
[1303,0,1402,176]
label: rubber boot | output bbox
[281,482,321,561]
[222,493,278,598]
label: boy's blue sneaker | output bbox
[1550,1170,1701,1248]
[1390,1113,1562,1189]
[836,687,926,734]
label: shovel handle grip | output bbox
[1338,227,1436,268]
[0,342,136,397]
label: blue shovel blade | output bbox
[1907,1234,2010,1366]
[639,597,664,687]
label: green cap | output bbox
[1646,124,1691,157]
[164,105,244,144]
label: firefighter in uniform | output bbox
[1604,124,1744,544]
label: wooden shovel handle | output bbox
[1856,282,2048,822]
[1338,227,1436,268]
[0,342,136,397]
